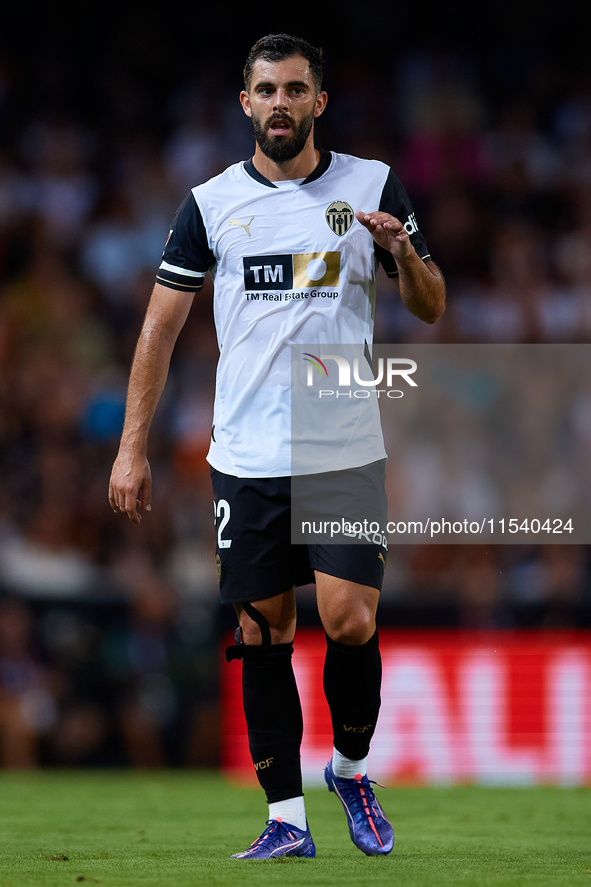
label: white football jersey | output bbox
[157,150,431,477]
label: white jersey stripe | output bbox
[159,261,205,278]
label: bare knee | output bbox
[316,574,379,646]
[235,588,297,645]
[323,610,376,645]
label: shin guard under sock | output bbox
[323,629,382,760]
[241,643,303,803]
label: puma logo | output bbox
[378,552,386,567]
[229,216,255,237]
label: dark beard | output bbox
[252,109,315,163]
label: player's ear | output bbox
[314,90,328,118]
[240,90,252,118]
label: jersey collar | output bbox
[244,149,332,188]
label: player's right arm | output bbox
[108,282,195,524]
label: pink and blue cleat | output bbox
[230,818,316,859]
[325,760,394,855]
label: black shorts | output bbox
[211,462,388,604]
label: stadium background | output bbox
[0,2,590,773]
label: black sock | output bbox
[323,630,382,760]
[241,643,303,803]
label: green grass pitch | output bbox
[0,772,589,887]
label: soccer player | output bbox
[109,34,445,859]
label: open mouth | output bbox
[268,117,292,136]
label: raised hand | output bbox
[355,210,413,262]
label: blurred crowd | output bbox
[0,41,590,765]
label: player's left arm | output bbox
[357,210,446,324]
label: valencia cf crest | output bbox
[325,201,354,236]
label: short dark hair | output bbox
[243,34,324,94]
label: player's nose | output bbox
[273,89,289,110]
